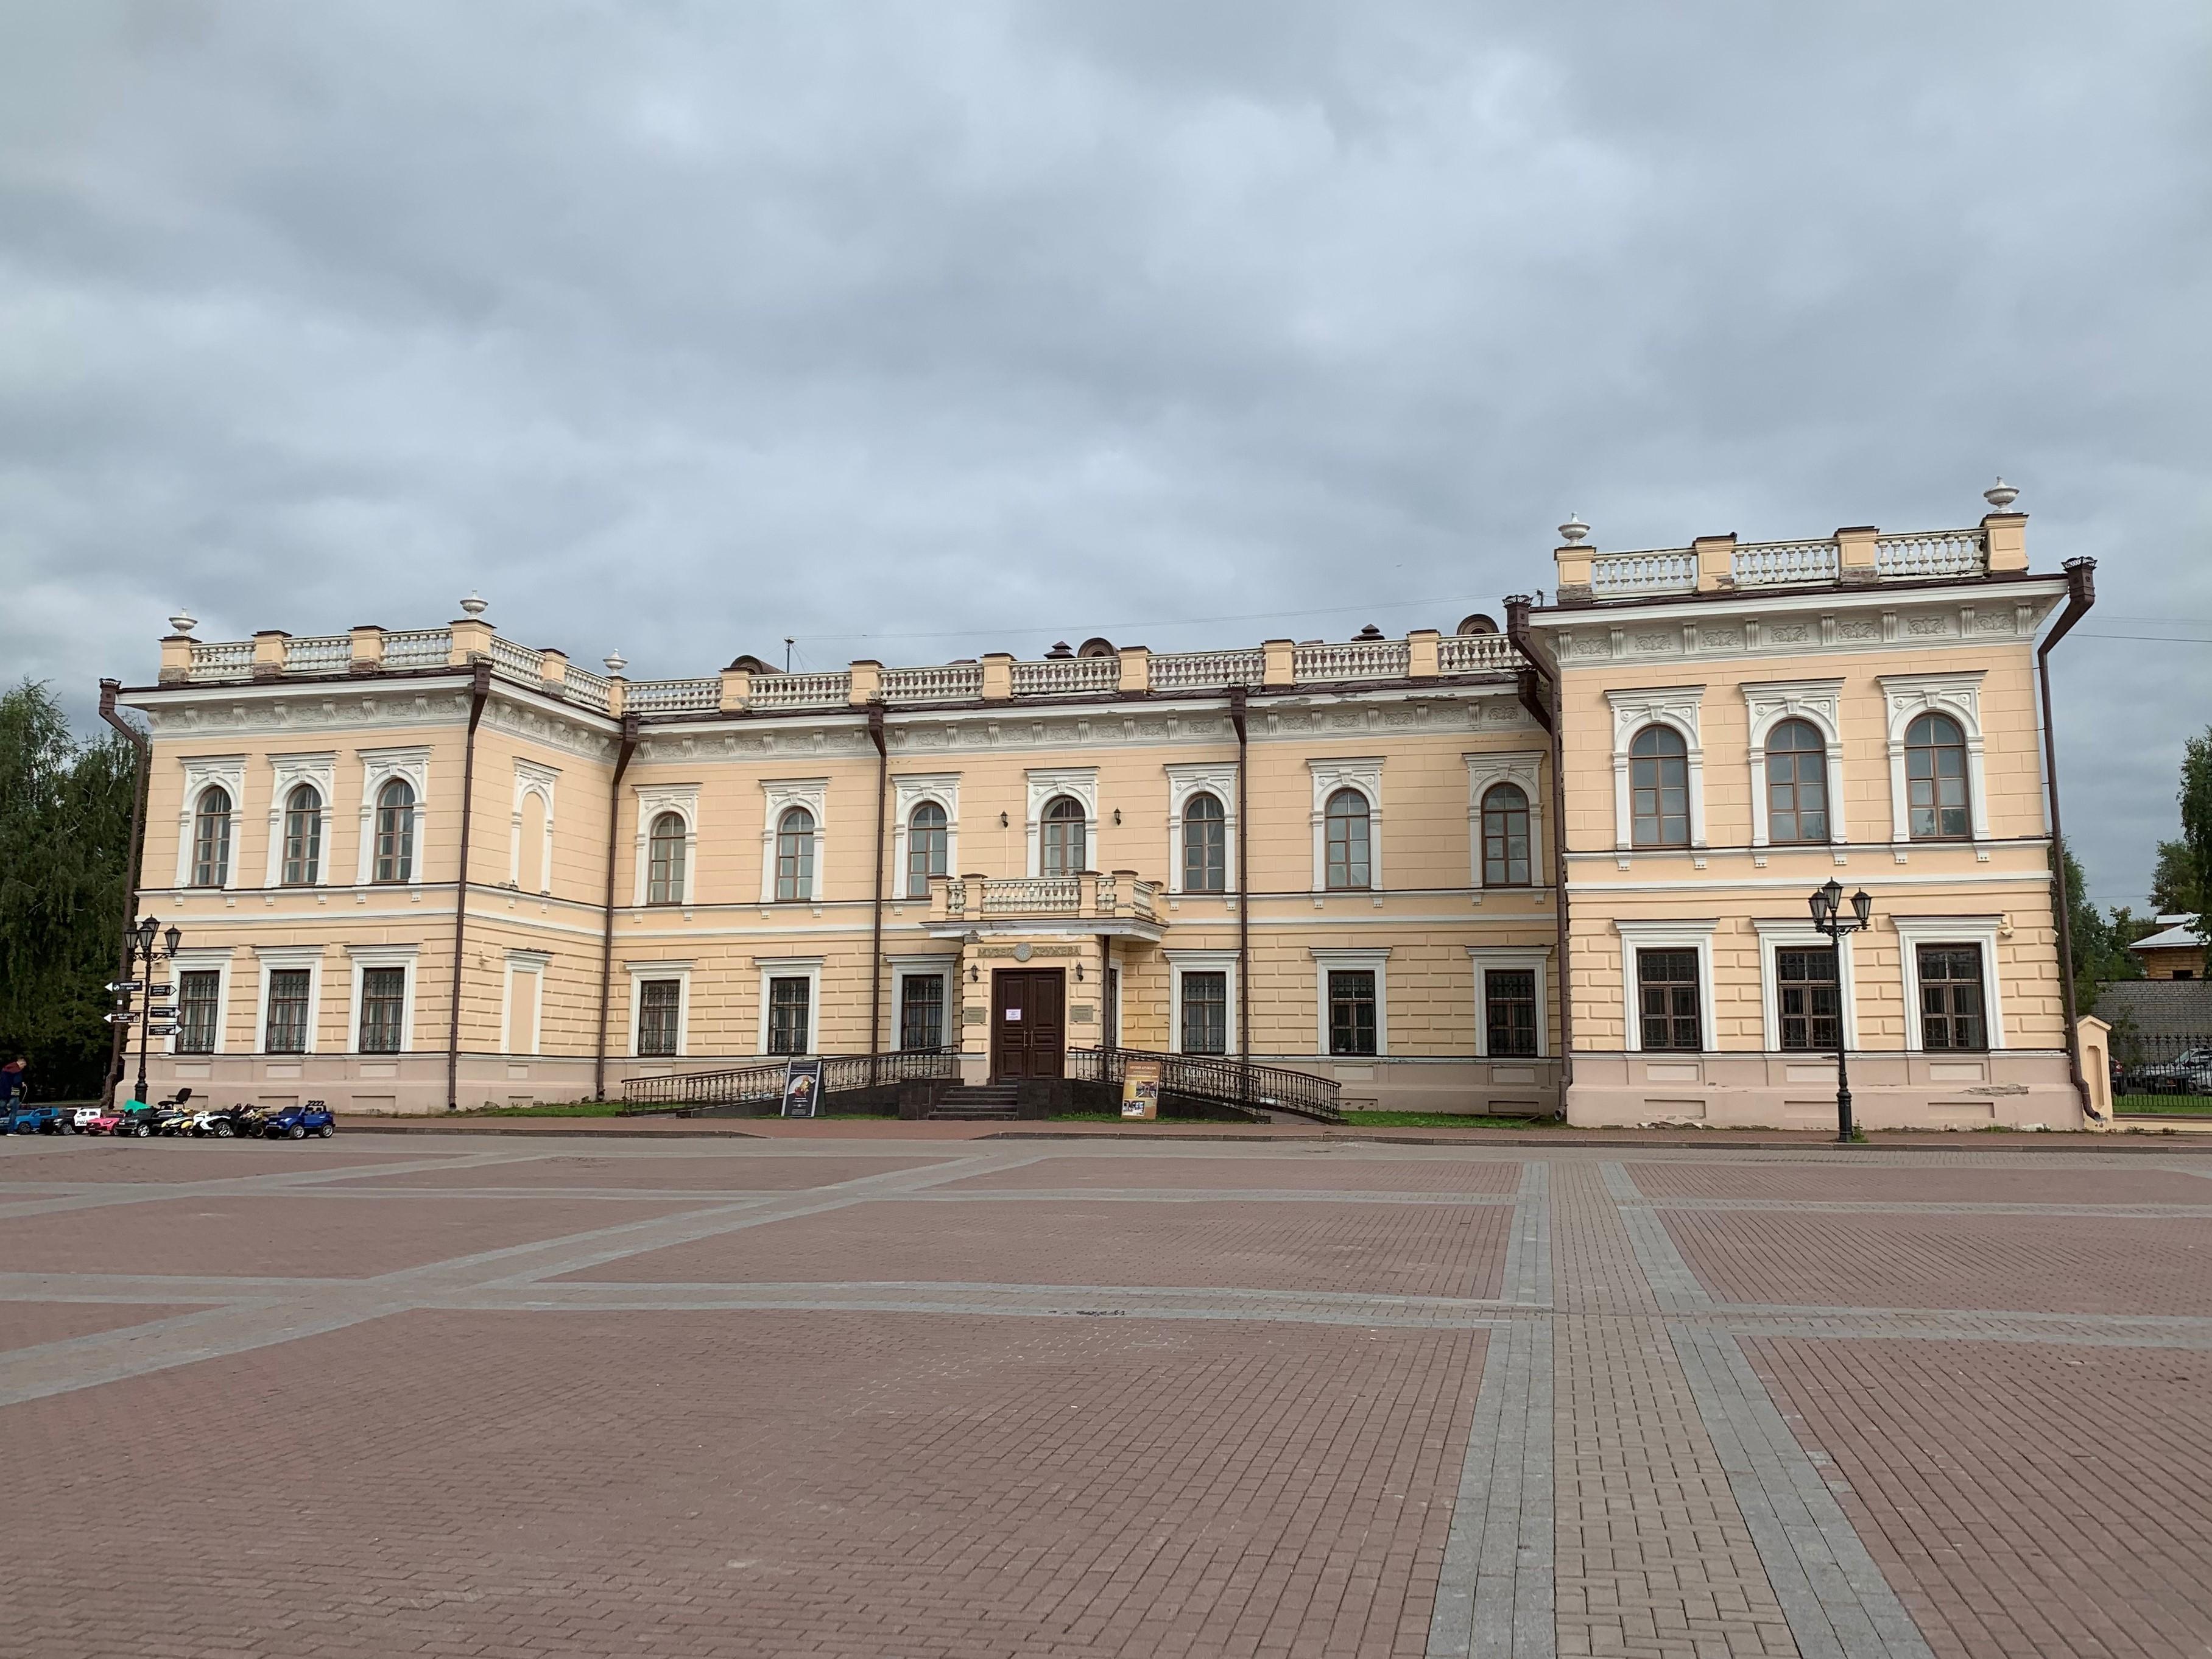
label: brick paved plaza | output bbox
[4,1132,2211,1658]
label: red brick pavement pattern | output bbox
[0,1194,701,1278]
[1,1309,1486,1658]
[943,1156,1526,1193]
[346,1152,962,1191]
[0,1143,451,1182]
[1663,1210,2212,1316]
[564,1198,1515,1298]
[1749,1337,2212,1659]
[0,1301,203,1351]
[1627,1161,2212,1205]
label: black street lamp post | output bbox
[1806,879,1873,1144]
[116,918,183,1106]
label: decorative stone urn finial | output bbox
[1984,477,2020,510]
[459,592,488,617]
[167,608,198,636]
[603,650,627,675]
[1558,513,1589,544]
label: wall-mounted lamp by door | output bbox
[999,811,1009,828]
[1111,809,1121,825]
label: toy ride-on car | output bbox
[191,1104,261,1138]
[5,1104,70,1135]
[261,1101,336,1139]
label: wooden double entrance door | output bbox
[990,970,1065,1082]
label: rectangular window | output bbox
[264,968,311,1054]
[1328,970,1378,1056]
[1180,971,1229,1055]
[767,976,811,1056]
[1636,949,1702,1052]
[1917,946,1987,1051]
[358,968,406,1054]
[899,974,945,1052]
[1484,970,1538,1058]
[1776,948,1840,1052]
[638,979,682,1057]
[177,970,220,1055]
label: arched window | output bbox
[1183,792,1226,892]
[1629,727,1689,847]
[775,806,815,900]
[1765,719,1830,844]
[907,801,948,897]
[373,779,416,884]
[191,786,232,888]
[647,811,687,905]
[281,784,322,886]
[1325,788,1372,889]
[1481,783,1531,886]
[1905,713,1970,840]
[1041,795,1087,876]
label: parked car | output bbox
[2125,1049,2212,1095]
[262,1101,337,1139]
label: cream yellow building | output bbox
[110,497,2096,1127]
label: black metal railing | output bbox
[1066,1046,1344,1124]
[2108,1033,2212,1102]
[619,1049,961,1116]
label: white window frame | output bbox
[345,944,420,1056]
[1750,920,1859,1052]
[1891,915,2007,1051]
[1311,946,1391,1057]
[510,760,560,895]
[1605,687,1707,853]
[1165,948,1241,1057]
[263,752,337,887]
[1742,680,1847,849]
[1164,763,1239,895]
[253,945,326,1056]
[891,775,961,900]
[760,779,830,904]
[1614,919,1718,1054]
[500,949,550,1056]
[889,954,957,1051]
[1025,768,1099,878]
[633,784,700,907]
[1308,758,1385,893]
[1879,672,1990,844]
[627,960,694,1059]
[754,955,825,1055]
[355,747,431,886]
[1464,752,1545,890]
[175,756,247,889]
[1465,947,1550,1058]
[166,947,236,1056]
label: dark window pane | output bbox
[776,809,815,901]
[359,967,406,1054]
[1042,795,1087,877]
[1917,945,1987,1051]
[1482,784,1531,886]
[767,976,811,1055]
[1328,970,1378,1055]
[1775,946,1840,1051]
[282,786,322,886]
[192,787,232,887]
[264,968,311,1054]
[899,974,945,1051]
[1183,793,1227,892]
[907,803,947,898]
[1325,790,1372,889]
[1636,949,1702,1051]
[1180,971,1228,1055]
[1629,728,1689,847]
[638,978,681,1057]
[1484,969,1538,1057]
[177,970,220,1055]
[1904,714,1971,841]
[647,812,686,905]
[1764,720,1829,844]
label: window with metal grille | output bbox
[907,801,948,897]
[264,968,311,1054]
[373,780,415,883]
[776,808,815,900]
[647,812,686,905]
[899,973,945,1051]
[1328,970,1377,1055]
[1481,784,1531,885]
[1636,949,1701,1051]
[1183,793,1226,892]
[638,979,681,1057]
[1041,795,1087,876]
[767,976,811,1055]
[1629,727,1689,847]
[1180,971,1228,1055]
[359,968,406,1054]
[281,784,322,885]
[1917,946,1987,1051]
[177,970,220,1055]
[1905,714,1971,840]
[1764,720,1829,844]
[192,786,232,887]
[1325,789,1372,889]
[1775,947,1839,1051]
[1484,969,1538,1057]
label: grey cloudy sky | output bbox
[3,0,2206,907]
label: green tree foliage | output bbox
[2149,839,2201,915]
[0,683,138,1101]
[2057,837,2141,1011]
[2180,728,2212,943]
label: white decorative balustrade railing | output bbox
[879,663,984,703]
[1011,657,1118,695]
[1294,639,1412,681]
[381,629,452,669]
[625,678,720,713]
[1590,549,1697,596]
[487,636,544,681]
[1731,539,1840,587]
[283,635,353,673]
[1149,649,1266,691]
[1437,633,1523,673]
[1876,529,1984,579]
[747,671,853,710]
[188,642,254,680]
[937,873,1160,924]
[561,664,613,711]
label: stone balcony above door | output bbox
[926,872,1166,942]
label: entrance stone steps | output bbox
[926,1084,1023,1122]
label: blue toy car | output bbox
[261,1101,337,1139]
[4,1104,69,1135]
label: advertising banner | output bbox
[781,1057,823,1119]
[1119,1057,1161,1121]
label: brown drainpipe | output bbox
[591,713,642,1102]
[2038,557,2099,1123]
[1229,686,1252,1107]
[97,679,151,1108]
[444,661,493,1111]
[867,704,889,1082]
[1505,599,1571,1107]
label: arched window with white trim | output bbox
[776,807,815,900]
[281,784,322,886]
[1629,727,1689,848]
[647,811,687,905]
[1325,788,1372,890]
[1764,719,1830,844]
[1041,795,1087,876]
[1182,792,1226,892]
[1905,713,1971,840]
[1480,783,1530,886]
[191,786,233,888]
[907,801,948,897]
[373,779,416,883]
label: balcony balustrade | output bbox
[926,871,1164,938]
